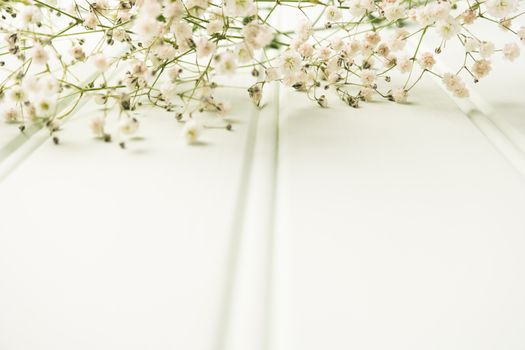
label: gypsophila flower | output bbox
[418,52,436,70]
[30,44,49,65]
[472,59,492,79]
[196,38,217,59]
[325,6,342,22]
[90,116,106,138]
[0,0,521,147]
[92,53,109,72]
[182,120,203,144]
[119,118,139,135]
[502,42,520,61]
[518,27,525,42]
[479,41,495,58]
[3,106,20,123]
[485,0,519,19]
[391,88,408,103]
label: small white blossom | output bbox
[391,88,408,103]
[479,41,495,58]
[485,0,518,19]
[92,53,109,72]
[30,44,49,65]
[464,37,479,52]
[196,38,217,59]
[502,42,520,61]
[224,0,256,17]
[119,118,139,135]
[279,50,302,75]
[397,55,413,73]
[418,52,436,70]
[436,16,461,40]
[383,2,406,22]
[182,120,203,144]
[243,23,274,50]
[325,6,342,22]
[20,6,43,26]
[348,0,375,17]
[83,13,99,29]
[360,69,376,86]
[90,116,106,138]
[217,50,237,75]
[472,59,492,79]
[2,105,21,123]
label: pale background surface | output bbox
[1,22,525,350]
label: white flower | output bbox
[217,50,237,75]
[348,0,375,17]
[418,52,436,70]
[242,23,274,50]
[416,5,436,26]
[154,44,177,60]
[397,55,413,73]
[360,69,376,86]
[325,6,342,22]
[236,44,254,63]
[224,0,256,17]
[453,86,470,98]
[90,116,106,137]
[30,44,49,65]
[298,42,314,57]
[442,73,462,89]
[472,59,492,78]
[160,82,177,99]
[113,28,128,42]
[331,38,345,51]
[518,26,525,43]
[134,15,162,42]
[464,37,479,52]
[365,32,381,45]
[391,88,408,103]
[168,66,182,82]
[83,13,99,29]
[442,73,469,98]
[182,120,203,144]
[436,16,461,40]
[502,42,520,61]
[479,41,495,58]
[296,20,313,42]
[360,87,374,101]
[173,22,193,49]
[71,46,86,61]
[196,38,216,59]
[20,6,42,26]
[9,86,25,102]
[165,1,185,20]
[35,95,56,117]
[316,47,332,61]
[344,40,362,56]
[2,105,21,123]
[383,2,406,22]
[279,50,302,75]
[119,118,139,135]
[92,53,109,72]
[265,67,281,81]
[207,19,224,34]
[485,0,519,18]
[129,60,148,77]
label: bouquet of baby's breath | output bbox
[0,0,523,145]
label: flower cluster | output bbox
[0,0,523,145]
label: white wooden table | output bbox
[1,29,525,350]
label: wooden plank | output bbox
[272,73,525,350]
[0,86,262,350]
